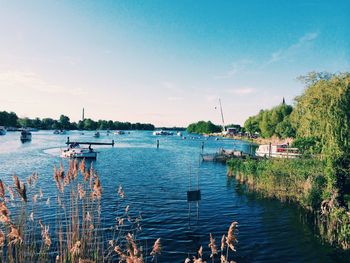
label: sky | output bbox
[0,0,349,127]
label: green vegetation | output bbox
[244,100,295,138]
[228,72,350,249]
[0,111,155,131]
[187,120,222,134]
[227,158,350,249]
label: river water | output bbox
[0,131,347,262]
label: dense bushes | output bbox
[187,121,222,134]
[243,101,295,138]
[227,158,350,249]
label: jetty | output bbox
[65,137,115,146]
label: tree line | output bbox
[0,111,155,131]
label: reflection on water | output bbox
[0,130,348,262]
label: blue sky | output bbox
[0,0,349,126]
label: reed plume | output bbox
[150,238,162,260]
[0,201,10,224]
[13,175,27,202]
[0,229,4,247]
[0,179,5,199]
[226,222,238,252]
[8,224,23,245]
[208,233,217,259]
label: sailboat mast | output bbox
[219,98,225,132]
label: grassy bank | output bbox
[227,157,350,249]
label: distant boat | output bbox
[0,126,6,135]
[20,130,32,142]
[94,131,100,138]
[61,143,97,159]
[53,130,67,135]
[114,130,125,135]
[176,131,182,136]
[153,130,174,136]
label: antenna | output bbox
[219,98,225,132]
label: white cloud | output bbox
[267,32,319,64]
[0,71,86,96]
[214,59,254,79]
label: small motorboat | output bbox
[153,130,174,136]
[114,130,125,135]
[20,130,32,142]
[0,126,6,135]
[61,143,97,159]
[94,131,100,138]
[53,130,60,134]
[176,131,182,136]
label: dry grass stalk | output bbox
[8,224,23,245]
[226,222,238,252]
[118,185,125,199]
[0,179,5,199]
[208,233,217,259]
[198,245,203,258]
[13,175,27,202]
[91,176,102,200]
[0,201,10,224]
[71,240,81,257]
[0,229,4,247]
[150,238,162,259]
[39,220,52,248]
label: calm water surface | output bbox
[0,131,347,262]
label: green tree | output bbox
[291,72,350,206]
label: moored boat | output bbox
[153,130,174,136]
[255,144,300,158]
[61,143,97,159]
[94,131,100,138]
[0,126,6,135]
[114,130,125,135]
[20,130,32,142]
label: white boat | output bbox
[94,131,100,138]
[153,130,174,136]
[0,126,6,135]
[53,130,66,135]
[255,144,300,158]
[61,143,97,159]
[176,131,182,136]
[114,130,125,135]
[20,130,32,142]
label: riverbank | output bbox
[227,157,350,250]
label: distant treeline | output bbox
[0,111,155,130]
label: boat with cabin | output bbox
[94,131,100,138]
[61,137,114,159]
[153,130,174,136]
[61,143,97,159]
[20,130,32,142]
[255,143,300,158]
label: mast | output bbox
[82,108,85,121]
[219,98,225,132]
